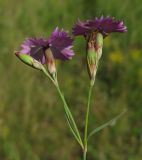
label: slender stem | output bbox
[83,82,93,159]
[83,150,87,160]
[42,67,57,86]
[55,83,67,107]
[55,83,84,149]
[42,69,84,148]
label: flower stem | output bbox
[42,68,83,148]
[41,67,57,86]
[83,149,87,160]
[83,82,93,159]
[55,83,84,149]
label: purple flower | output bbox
[73,16,127,38]
[16,28,74,64]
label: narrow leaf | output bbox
[88,109,126,140]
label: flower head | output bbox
[73,16,127,85]
[73,16,127,38]
[16,27,74,65]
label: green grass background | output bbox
[0,0,142,159]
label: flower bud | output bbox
[87,32,103,84]
[15,52,44,70]
[45,48,56,77]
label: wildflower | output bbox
[73,16,127,84]
[72,16,127,38]
[15,28,74,75]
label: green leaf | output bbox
[88,109,126,140]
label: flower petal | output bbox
[18,38,48,64]
[73,16,127,37]
[48,27,75,60]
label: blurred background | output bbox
[0,0,142,159]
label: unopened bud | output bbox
[15,52,44,70]
[45,48,56,77]
[87,32,103,84]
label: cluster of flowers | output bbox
[16,16,127,82]
[15,16,127,160]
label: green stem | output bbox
[42,68,83,148]
[42,67,57,86]
[83,150,87,160]
[84,82,93,158]
[55,83,84,149]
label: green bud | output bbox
[17,54,33,65]
[16,53,44,70]
[32,59,44,70]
